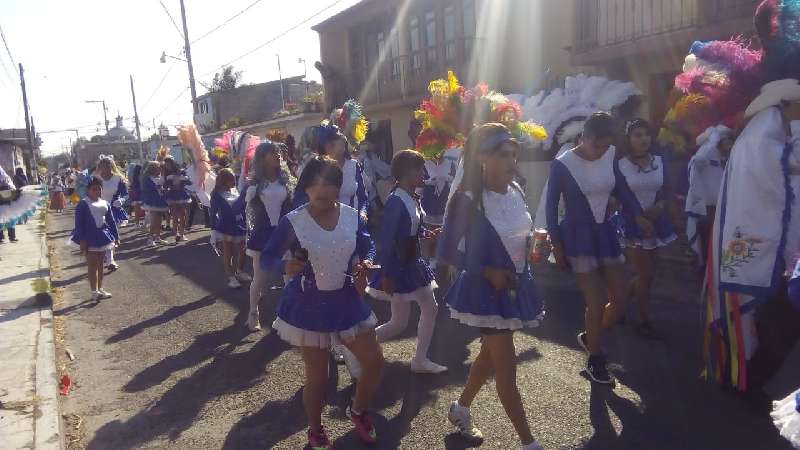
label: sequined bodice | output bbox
[339,159,358,205]
[483,188,532,273]
[618,155,664,210]
[260,181,287,226]
[394,189,421,236]
[558,147,616,223]
[86,198,110,228]
[288,204,358,291]
[100,175,119,202]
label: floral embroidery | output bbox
[721,227,762,278]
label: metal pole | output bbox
[102,100,109,132]
[130,75,145,163]
[19,63,36,181]
[179,0,199,121]
[277,54,285,109]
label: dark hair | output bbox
[162,157,179,176]
[391,149,425,180]
[625,118,651,137]
[215,168,236,191]
[297,156,343,193]
[87,176,103,189]
[582,112,617,140]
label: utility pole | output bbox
[130,75,145,163]
[178,0,199,121]
[277,54,285,109]
[19,63,37,182]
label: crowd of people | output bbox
[54,2,800,448]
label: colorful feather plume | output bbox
[177,124,212,190]
[330,99,368,145]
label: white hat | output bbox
[745,79,800,118]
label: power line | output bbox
[140,61,177,111]
[151,87,190,121]
[0,24,18,76]
[158,0,185,40]
[191,0,264,44]
[200,0,345,77]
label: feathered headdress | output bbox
[177,124,212,190]
[755,0,800,81]
[330,99,368,145]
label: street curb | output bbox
[34,213,64,450]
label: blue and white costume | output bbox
[368,188,436,300]
[141,176,168,212]
[546,147,642,273]
[128,165,142,206]
[209,189,246,243]
[99,175,129,224]
[293,159,368,216]
[70,198,118,252]
[244,181,291,257]
[616,154,677,249]
[772,388,800,448]
[421,158,457,226]
[438,187,545,330]
[262,204,377,348]
[165,170,192,205]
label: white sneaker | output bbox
[522,441,544,450]
[447,401,483,442]
[107,263,119,271]
[97,290,112,299]
[228,277,241,289]
[341,345,362,380]
[247,311,261,331]
[237,272,252,282]
[410,358,448,374]
[91,291,102,301]
[156,238,169,245]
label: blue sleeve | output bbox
[355,162,368,216]
[232,190,247,215]
[356,211,375,262]
[261,216,299,274]
[436,192,472,269]
[115,180,128,202]
[106,206,119,240]
[209,193,220,230]
[376,197,403,276]
[612,159,643,215]
[546,161,565,244]
[72,201,89,244]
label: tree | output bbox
[209,65,242,93]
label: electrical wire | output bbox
[151,87,190,121]
[199,0,345,77]
[158,0,185,40]
[141,61,177,111]
[191,0,264,44]
[0,24,18,76]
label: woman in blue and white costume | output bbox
[71,177,118,301]
[210,168,247,289]
[617,119,677,338]
[420,150,457,270]
[773,387,800,448]
[367,150,446,374]
[140,161,169,247]
[163,156,192,243]
[546,112,652,385]
[261,156,383,449]
[244,141,295,332]
[94,156,128,271]
[292,123,368,218]
[438,124,545,450]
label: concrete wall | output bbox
[0,144,24,176]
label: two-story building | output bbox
[313,0,576,157]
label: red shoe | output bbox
[347,406,377,444]
[307,426,332,450]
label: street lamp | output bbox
[85,100,109,133]
[160,51,187,63]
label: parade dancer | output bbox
[128,164,144,228]
[419,152,457,270]
[546,112,653,384]
[438,124,545,450]
[368,150,447,374]
[49,175,66,213]
[95,156,128,271]
[244,142,294,331]
[140,161,169,247]
[163,156,192,242]
[617,119,677,337]
[70,177,118,301]
[262,156,383,449]
[210,168,247,289]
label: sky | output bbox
[0,0,361,157]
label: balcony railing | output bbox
[575,0,761,53]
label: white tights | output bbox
[249,252,267,317]
[375,286,438,361]
[104,248,116,267]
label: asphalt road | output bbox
[48,206,798,450]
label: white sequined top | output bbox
[87,198,111,228]
[339,159,358,206]
[287,205,358,291]
[100,175,121,203]
[259,181,288,226]
[617,155,665,210]
[394,188,421,236]
[557,147,616,223]
[483,187,532,273]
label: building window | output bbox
[424,10,438,69]
[463,0,476,55]
[389,32,401,80]
[444,4,457,62]
[409,15,423,72]
[199,101,209,114]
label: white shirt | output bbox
[394,188,421,236]
[617,155,664,210]
[483,187,532,273]
[259,181,288,226]
[86,198,110,228]
[339,159,359,206]
[100,175,120,203]
[558,147,617,223]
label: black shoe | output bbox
[587,355,613,384]
[9,238,18,242]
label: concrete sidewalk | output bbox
[0,210,63,450]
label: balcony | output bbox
[573,0,761,64]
